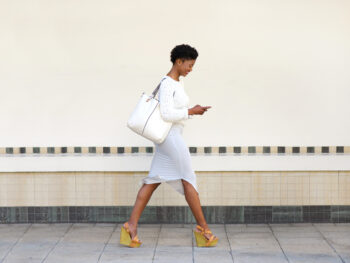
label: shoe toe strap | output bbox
[132,236,141,243]
[205,235,216,246]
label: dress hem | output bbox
[140,177,198,196]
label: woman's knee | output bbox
[147,182,161,191]
[181,179,191,188]
[153,182,161,189]
[138,183,161,198]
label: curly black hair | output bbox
[170,44,198,64]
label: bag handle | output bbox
[151,77,168,98]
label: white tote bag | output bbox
[127,77,172,144]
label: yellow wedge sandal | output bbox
[119,222,142,248]
[193,225,219,247]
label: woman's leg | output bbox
[181,179,216,239]
[181,179,208,228]
[127,182,161,239]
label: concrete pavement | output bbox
[0,223,349,263]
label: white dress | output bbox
[139,75,199,195]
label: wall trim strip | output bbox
[0,146,349,156]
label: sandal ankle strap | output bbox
[196,225,212,234]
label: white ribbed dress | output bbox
[139,75,199,195]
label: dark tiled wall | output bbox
[0,206,349,224]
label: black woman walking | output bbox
[120,44,219,248]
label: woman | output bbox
[120,44,219,248]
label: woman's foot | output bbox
[195,225,218,241]
[194,225,219,247]
[120,222,142,248]
[126,221,138,240]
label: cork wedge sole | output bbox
[119,222,142,248]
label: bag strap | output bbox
[151,77,168,98]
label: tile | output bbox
[81,147,89,154]
[103,147,110,154]
[272,206,303,223]
[251,172,280,206]
[238,146,247,154]
[74,147,82,153]
[61,147,67,154]
[244,206,272,224]
[117,147,126,154]
[219,146,226,153]
[40,147,47,154]
[335,146,344,153]
[96,147,103,154]
[47,147,55,154]
[263,146,270,154]
[124,147,132,154]
[280,172,310,206]
[6,147,13,154]
[256,146,263,154]
[233,146,241,154]
[204,147,212,154]
[88,147,96,153]
[339,172,350,205]
[309,172,338,205]
[189,147,197,153]
[131,147,139,153]
[212,147,219,154]
[248,146,256,154]
[307,146,315,154]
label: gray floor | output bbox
[0,223,349,263]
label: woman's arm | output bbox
[159,84,189,122]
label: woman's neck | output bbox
[166,70,180,81]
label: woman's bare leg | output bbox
[181,179,216,239]
[127,182,161,239]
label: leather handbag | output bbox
[127,77,172,144]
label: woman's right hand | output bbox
[188,105,211,115]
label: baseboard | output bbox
[1,206,350,224]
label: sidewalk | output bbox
[0,223,349,263]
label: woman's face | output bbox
[177,58,196,77]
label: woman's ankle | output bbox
[128,221,138,228]
[198,223,209,230]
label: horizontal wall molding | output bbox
[1,155,350,172]
[0,146,349,155]
[1,206,349,224]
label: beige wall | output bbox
[1,171,349,206]
[1,0,350,147]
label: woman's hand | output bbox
[188,105,211,115]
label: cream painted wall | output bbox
[1,0,349,147]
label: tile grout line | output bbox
[268,224,290,263]
[152,224,162,263]
[0,224,32,263]
[224,224,235,263]
[41,223,74,263]
[313,223,345,263]
[97,223,118,263]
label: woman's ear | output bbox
[176,58,184,66]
